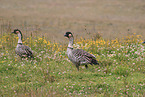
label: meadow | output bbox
[0,0,145,96]
[0,0,145,42]
[0,32,145,96]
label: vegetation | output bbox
[0,0,145,96]
[0,0,145,42]
[0,32,144,97]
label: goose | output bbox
[64,32,99,71]
[12,29,33,58]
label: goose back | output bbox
[16,44,33,58]
[68,48,98,66]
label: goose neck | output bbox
[17,33,22,44]
[68,37,74,48]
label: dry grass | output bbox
[0,0,145,42]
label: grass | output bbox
[0,32,145,97]
[0,0,145,96]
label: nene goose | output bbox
[12,29,33,58]
[64,32,99,71]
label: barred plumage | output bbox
[64,32,99,71]
[12,29,33,58]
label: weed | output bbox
[0,31,145,96]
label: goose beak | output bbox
[64,34,67,37]
[11,32,14,34]
[12,32,16,34]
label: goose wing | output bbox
[16,45,33,57]
[72,49,97,64]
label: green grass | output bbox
[0,0,145,96]
[0,33,145,97]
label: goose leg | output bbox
[76,64,79,71]
[85,65,88,69]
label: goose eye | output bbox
[16,31,19,34]
[68,34,72,37]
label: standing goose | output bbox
[64,32,99,71]
[12,29,33,58]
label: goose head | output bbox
[12,29,21,34]
[64,32,73,38]
[12,29,23,39]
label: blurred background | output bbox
[0,0,145,43]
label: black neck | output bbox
[19,31,23,40]
[67,47,73,50]
[18,43,23,45]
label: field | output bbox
[0,0,145,97]
[0,32,145,96]
[0,0,145,42]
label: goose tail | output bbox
[92,59,99,65]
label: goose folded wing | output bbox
[25,46,33,54]
[72,49,96,62]
[17,45,33,57]
[23,45,33,56]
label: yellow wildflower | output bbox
[43,39,47,44]
[38,38,42,41]
[47,41,50,45]
[2,61,5,63]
